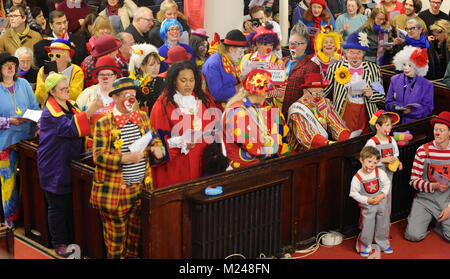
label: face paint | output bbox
[8,66,13,71]
[121,92,136,113]
[314,96,321,102]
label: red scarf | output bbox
[108,4,119,16]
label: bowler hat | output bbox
[430,111,450,128]
[0,52,18,66]
[164,46,192,65]
[109,77,141,97]
[191,28,209,39]
[92,56,122,78]
[91,34,122,58]
[221,29,249,47]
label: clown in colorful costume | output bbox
[311,25,343,78]
[288,73,350,151]
[223,69,290,169]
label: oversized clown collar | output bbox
[114,109,141,128]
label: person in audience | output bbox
[357,5,396,65]
[115,32,135,77]
[76,56,122,151]
[33,10,89,68]
[300,0,336,54]
[326,0,345,19]
[287,73,350,151]
[124,6,155,45]
[323,31,385,134]
[128,43,165,116]
[37,73,102,258]
[0,5,42,56]
[148,0,191,48]
[35,38,85,106]
[77,13,96,42]
[428,19,450,79]
[81,34,122,89]
[86,15,116,55]
[189,28,209,71]
[385,46,434,123]
[404,111,450,243]
[31,6,50,36]
[89,76,165,259]
[157,18,195,74]
[0,51,40,229]
[380,0,405,22]
[350,146,393,257]
[291,0,335,28]
[418,0,450,31]
[98,0,138,33]
[443,58,450,87]
[240,22,284,110]
[223,69,290,169]
[311,25,343,77]
[282,22,320,117]
[202,29,248,110]
[335,0,367,42]
[392,0,426,32]
[150,60,218,189]
[14,46,37,89]
[249,5,282,58]
[55,0,90,34]
[5,0,41,33]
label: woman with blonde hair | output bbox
[98,0,137,33]
[148,0,191,48]
[357,5,396,65]
[429,19,450,79]
[86,15,116,54]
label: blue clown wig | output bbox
[160,18,184,41]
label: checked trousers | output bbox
[99,183,142,259]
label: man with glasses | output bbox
[0,5,42,55]
[392,0,427,32]
[125,7,155,45]
[418,0,450,31]
[33,10,89,68]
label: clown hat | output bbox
[393,45,429,77]
[369,110,400,132]
[44,38,75,57]
[128,43,161,73]
[221,29,248,47]
[314,25,342,62]
[342,32,369,52]
[92,56,122,78]
[109,77,141,97]
[164,46,192,64]
[243,69,273,95]
[430,111,450,128]
[300,73,329,90]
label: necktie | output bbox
[349,68,363,75]
[114,110,141,128]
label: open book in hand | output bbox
[433,172,449,186]
[128,131,154,153]
[394,103,421,111]
[380,42,394,48]
[19,109,42,122]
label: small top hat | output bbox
[300,73,329,90]
[109,77,141,97]
[92,56,122,78]
[91,34,122,58]
[0,52,18,66]
[44,38,75,57]
[430,111,450,128]
[342,32,369,52]
[221,29,249,47]
[164,46,192,65]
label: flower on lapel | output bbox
[113,138,123,150]
[358,32,369,47]
[334,66,352,85]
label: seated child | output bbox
[349,146,393,257]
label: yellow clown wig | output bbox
[314,25,343,63]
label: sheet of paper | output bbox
[380,42,394,48]
[371,81,385,95]
[128,132,154,153]
[21,109,42,122]
[433,172,449,185]
[349,80,367,96]
[350,129,362,139]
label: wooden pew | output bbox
[380,64,450,115]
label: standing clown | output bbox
[311,25,343,78]
[223,69,290,169]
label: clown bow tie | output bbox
[349,68,364,75]
[114,110,141,128]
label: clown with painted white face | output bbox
[385,45,434,124]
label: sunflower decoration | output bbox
[334,65,352,85]
[244,69,273,95]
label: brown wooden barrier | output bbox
[380,64,450,115]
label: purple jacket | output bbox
[385,73,434,124]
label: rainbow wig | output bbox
[247,22,280,48]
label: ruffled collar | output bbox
[174,91,197,114]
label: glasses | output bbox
[48,52,67,59]
[289,41,307,47]
[140,17,155,23]
[305,89,323,97]
[168,26,180,32]
[2,63,16,68]
[8,14,23,19]
[405,26,420,31]
[98,73,116,78]
[430,1,442,5]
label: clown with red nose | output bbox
[287,73,351,151]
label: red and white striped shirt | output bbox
[410,140,450,193]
